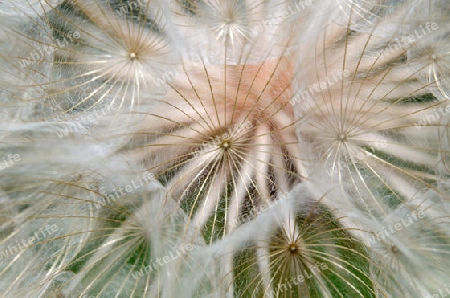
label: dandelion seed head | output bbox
[338,133,348,142]
[205,0,249,46]
[288,243,299,254]
[129,52,137,60]
[1,0,450,297]
[390,244,399,254]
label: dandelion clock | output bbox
[0,0,449,297]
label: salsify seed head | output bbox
[0,0,449,297]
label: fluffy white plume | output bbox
[0,0,449,297]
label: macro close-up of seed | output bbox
[0,0,449,297]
